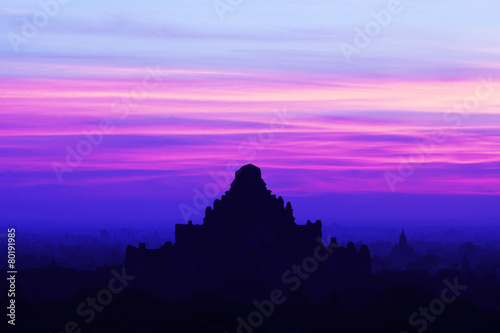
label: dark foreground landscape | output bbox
[2,165,500,332]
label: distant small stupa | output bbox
[49,255,57,268]
[460,255,471,274]
[390,229,416,266]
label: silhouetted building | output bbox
[50,255,57,268]
[126,164,371,300]
[390,228,416,267]
[460,255,472,274]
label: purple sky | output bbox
[1,0,499,228]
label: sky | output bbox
[0,0,499,227]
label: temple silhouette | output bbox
[126,164,371,300]
[390,228,416,267]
